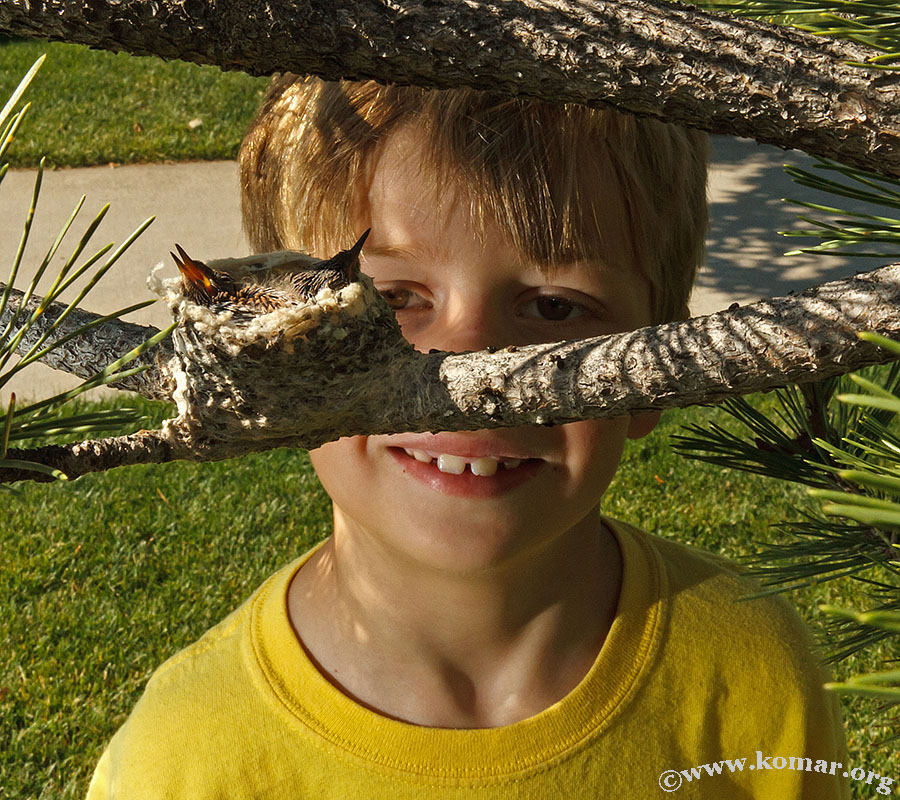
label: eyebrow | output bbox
[363,244,613,280]
[363,243,426,260]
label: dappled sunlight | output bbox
[698,136,878,316]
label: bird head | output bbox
[291,229,370,300]
[171,244,239,306]
[170,231,371,317]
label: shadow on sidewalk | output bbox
[697,135,886,316]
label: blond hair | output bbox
[239,76,708,323]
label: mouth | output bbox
[401,448,524,477]
[387,446,543,498]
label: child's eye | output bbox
[535,296,579,321]
[377,285,429,311]
[380,287,412,309]
[523,295,588,322]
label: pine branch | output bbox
[6,261,900,483]
[0,0,899,176]
[2,429,175,483]
[0,284,174,400]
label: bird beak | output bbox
[325,229,370,283]
[348,229,370,264]
[171,244,213,294]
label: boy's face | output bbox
[309,125,659,573]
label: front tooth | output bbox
[470,457,499,477]
[437,454,466,475]
[410,449,433,463]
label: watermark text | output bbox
[658,752,895,795]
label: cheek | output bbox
[309,436,370,493]
[390,314,444,355]
[310,436,417,531]
[559,418,631,491]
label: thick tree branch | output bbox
[0,285,174,400]
[0,1,899,176]
[4,262,900,483]
[3,431,175,484]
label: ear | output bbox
[626,411,661,441]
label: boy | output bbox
[88,77,849,798]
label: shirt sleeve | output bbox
[86,745,112,800]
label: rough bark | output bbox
[3,431,175,483]
[1,0,899,177]
[5,261,900,484]
[0,285,175,401]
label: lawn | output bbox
[1,397,897,798]
[0,38,267,168]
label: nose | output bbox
[414,293,512,354]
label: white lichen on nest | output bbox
[149,261,378,356]
[149,259,389,455]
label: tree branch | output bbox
[3,430,175,484]
[0,285,174,400]
[5,261,900,484]
[0,0,899,176]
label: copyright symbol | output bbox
[659,770,683,792]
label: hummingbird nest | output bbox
[147,238,413,461]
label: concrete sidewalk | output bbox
[1,160,247,402]
[0,136,877,403]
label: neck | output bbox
[288,509,621,728]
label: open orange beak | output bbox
[171,243,213,293]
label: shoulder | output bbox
[638,523,815,641]
[91,561,302,799]
[611,519,832,695]
[139,583,256,705]
[607,520,848,794]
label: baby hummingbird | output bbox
[171,229,370,314]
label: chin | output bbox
[382,513,560,575]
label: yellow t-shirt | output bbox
[87,520,849,799]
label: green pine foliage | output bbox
[672,362,900,688]
[781,162,900,259]
[717,0,900,65]
[681,0,900,736]
[0,58,172,486]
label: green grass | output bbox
[1,399,333,798]
[1,396,897,798]
[0,39,268,168]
